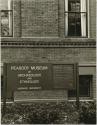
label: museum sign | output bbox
[3,63,78,98]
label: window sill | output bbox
[68,97,95,101]
[68,99,94,102]
[65,36,88,38]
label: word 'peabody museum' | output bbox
[11,65,48,71]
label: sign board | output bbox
[4,63,77,98]
[5,63,52,98]
[53,64,76,89]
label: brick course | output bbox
[1,47,95,63]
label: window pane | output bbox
[1,0,12,37]
[76,13,81,36]
[1,11,12,36]
[68,0,80,12]
[68,1,76,11]
[76,2,80,12]
[68,13,81,36]
[68,13,76,36]
[68,0,81,36]
[79,75,92,97]
[68,75,92,97]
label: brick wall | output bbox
[1,48,96,63]
[58,0,65,37]
[13,0,21,37]
[89,0,96,38]
[21,0,58,37]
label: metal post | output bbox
[76,63,79,109]
[2,63,7,116]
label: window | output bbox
[1,0,13,37]
[1,75,4,99]
[68,75,92,97]
[65,0,87,37]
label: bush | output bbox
[1,102,79,124]
[2,101,96,124]
[24,109,59,124]
[79,101,96,124]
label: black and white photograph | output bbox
[0,0,96,124]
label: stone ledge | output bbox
[1,38,96,48]
[1,37,96,42]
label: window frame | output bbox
[68,75,93,99]
[64,0,88,37]
[1,0,13,37]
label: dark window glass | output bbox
[68,0,81,36]
[68,75,92,97]
[68,0,80,12]
[68,13,81,36]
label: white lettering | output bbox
[18,73,41,77]
[31,66,48,70]
[11,65,48,71]
[11,66,29,71]
[17,87,28,90]
[29,87,42,90]
[20,80,39,84]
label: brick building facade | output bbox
[1,0,96,101]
